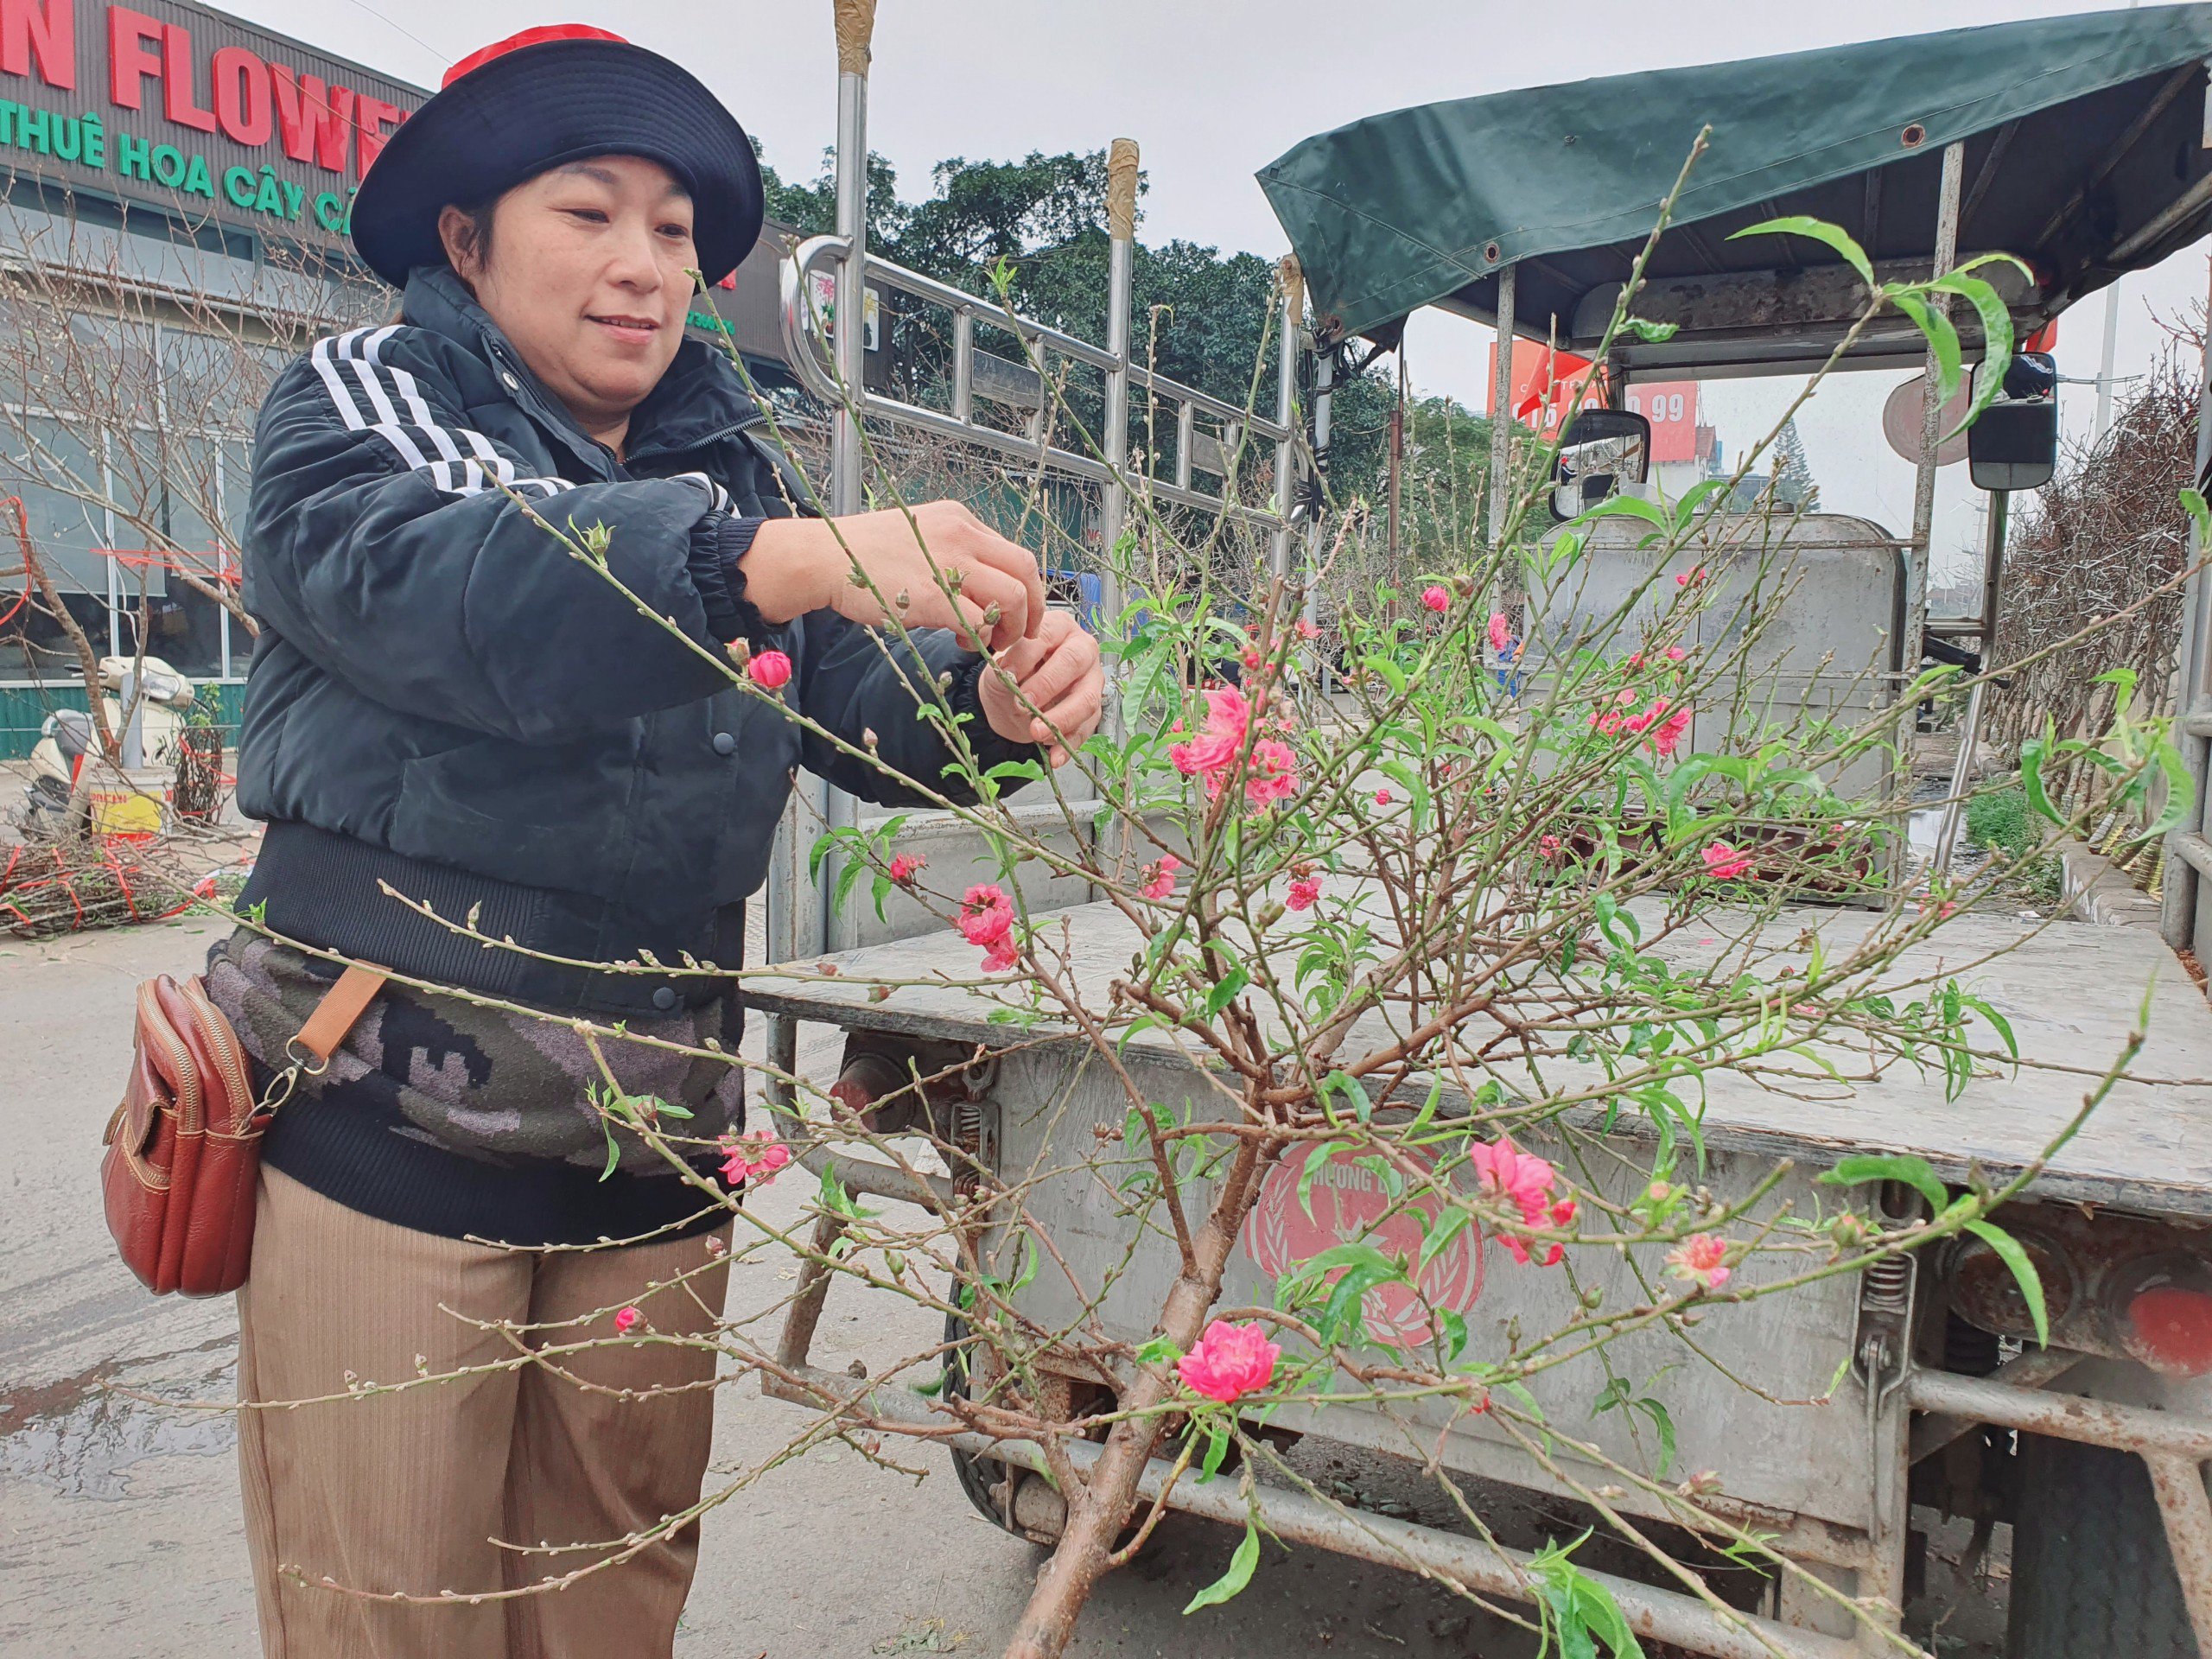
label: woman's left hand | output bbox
[977,609,1104,768]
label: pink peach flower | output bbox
[1176,1319,1281,1403]
[1374,788,1392,806]
[1246,737,1300,806]
[1701,841,1752,880]
[613,1306,642,1336]
[1287,875,1322,912]
[888,852,925,885]
[1667,1233,1732,1291]
[1674,567,1707,588]
[719,1131,794,1188]
[1664,645,1688,661]
[1421,585,1451,613]
[1537,833,1564,860]
[1170,685,1252,795]
[1141,855,1182,900]
[1487,612,1510,653]
[957,885,1021,971]
[1651,707,1693,758]
[957,884,1014,948]
[1468,1135,1569,1267]
[1294,618,1320,642]
[747,648,793,690]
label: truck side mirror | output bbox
[1968,351,2057,492]
[1550,408,1653,522]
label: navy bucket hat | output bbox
[350,24,765,289]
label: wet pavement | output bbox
[1,913,1548,1659]
[1,886,2029,1658]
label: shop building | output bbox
[0,0,827,754]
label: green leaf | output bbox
[1620,315,1678,343]
[1320,1261,1400,1342]
[1638,1397,1677,1480]
[1198,1419,1236,1482]
[1671,476,1731,532]
[1959,994,2019,1063]
[1965,1220,2049,1346]
[1298,1144,1343,1220]
[2154,738,2198,836]
[1729,216,1873,288]
[1930,273,2013,439]
[1183,1516,1261,1613]
[1203,966,1251,1018]
[1886,291,1963,406]
[1575,493,1671,531]
[2019,721,2063,824]
[1419,1207,1474,1275]
[1360,653,1409,697]
[2183,487,2211,543]
[1819,1154,1948,1213]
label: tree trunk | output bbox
[1001,1141,1270,1659]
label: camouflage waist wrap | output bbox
[204,929,745,1173]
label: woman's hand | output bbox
[978,608,1105,768]
[741,502,1047,652]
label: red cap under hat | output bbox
[349,25,763,289]
[443,24,627,89]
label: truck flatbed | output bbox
[739,900,2212,1219]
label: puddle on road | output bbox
[0,1335,236,1500]
[1908,804,1947,861]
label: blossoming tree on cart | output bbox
[257,183,2192,1658]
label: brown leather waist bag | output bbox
[102,963,385,1297]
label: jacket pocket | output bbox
[388,734,632,901]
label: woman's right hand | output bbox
[740,502,1047,652]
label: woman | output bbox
[208,26,1103,1658]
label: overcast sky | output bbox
[232,0,2212,582]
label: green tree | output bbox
[752,143,1474,527]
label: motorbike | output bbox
[16,655,197,836]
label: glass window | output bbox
[0,416,106,593]
[161,327,273,435]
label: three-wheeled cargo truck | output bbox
[749,10,2212,1655]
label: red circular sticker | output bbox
[1248,1141,1484,1351]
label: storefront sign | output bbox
[0,0,423,245]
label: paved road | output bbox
[1,915,1536,1659]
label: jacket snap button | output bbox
[652,986,678,1012]
[501,371,518,390]
[712,731,736,756]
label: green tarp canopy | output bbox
[1258,5,2212,375]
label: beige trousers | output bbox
[235,1166,731,1659]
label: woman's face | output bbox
[439,154,696,446]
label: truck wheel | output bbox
[942,1312,1030,1536]
[939,1313,1175,1552]
[2007,1433,2199,1658]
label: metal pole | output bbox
[770,0,875,969]
[2095,282,2123,443]
[830,13,871,518]
[1100,138,1136,639]
[767,1360,1864,1659]
[2162,252,2212,949]
[1385,359,1403,572]
[1307,346,1332,647]
[1270,257,1300,582]
[1932,490,2005,880]
[1487,263,1517,553]
[1904,141,1966,708]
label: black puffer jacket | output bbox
[236,265,1027,1014]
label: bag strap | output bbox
[291,963,388,1069]
[254,963,389,1120]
